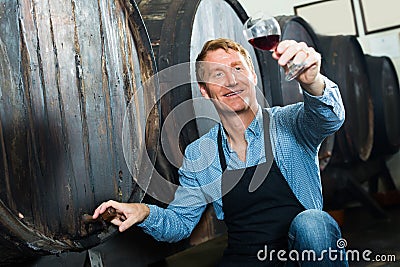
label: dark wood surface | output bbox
[365,55,400,156]
[319,35,374,164]
[0,0,158,260]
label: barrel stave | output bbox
[0,0,158,259]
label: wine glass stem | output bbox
[285,60,306,81]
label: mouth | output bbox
[223,90,243,97]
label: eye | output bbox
[234,66,243,72]
[214,71,224,79]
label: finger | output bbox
[278,42,309,66]
[104,200,131,213]
[272,40,294,60]
[92,200,120,219]
[275,40,296,54]
[303,48,321,68]
[92,202,108,219]
[118,217,136,232]
[300,50,321,76]
[291,49,309,66]
[110,218,123,227]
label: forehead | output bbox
[203,48,246,65]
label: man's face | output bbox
[199,48,258,115]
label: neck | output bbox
[219,105,258,143]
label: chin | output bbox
[227,104,250,114]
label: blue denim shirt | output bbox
[139,76,345,242]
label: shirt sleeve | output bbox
[298,75,345,150]
[138,145,208,243]
[272,75,345,153]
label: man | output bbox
[93,38,347,266]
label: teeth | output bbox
[225,90,241,97]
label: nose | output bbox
[225,71,238,87]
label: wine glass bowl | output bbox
[243,13,281,51]
[243,13,306,81]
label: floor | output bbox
[340,205,400,267]
[148,204,400,267]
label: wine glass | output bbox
[243,13,305,81]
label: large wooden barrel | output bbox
[318,35,374,164]
[0,0,158,263]
[136,0,270,196]
[263,16,334,171]
[365,55,400,156]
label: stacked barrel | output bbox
[318,35,400,216]
[0,0,399,265]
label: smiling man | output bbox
[93,38,347,266]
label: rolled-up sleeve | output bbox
[138,146,208,243]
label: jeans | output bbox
[286,209,349,266]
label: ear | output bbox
[252,70,257,86]
[199,83,210,99]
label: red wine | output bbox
[249,35,280,51]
